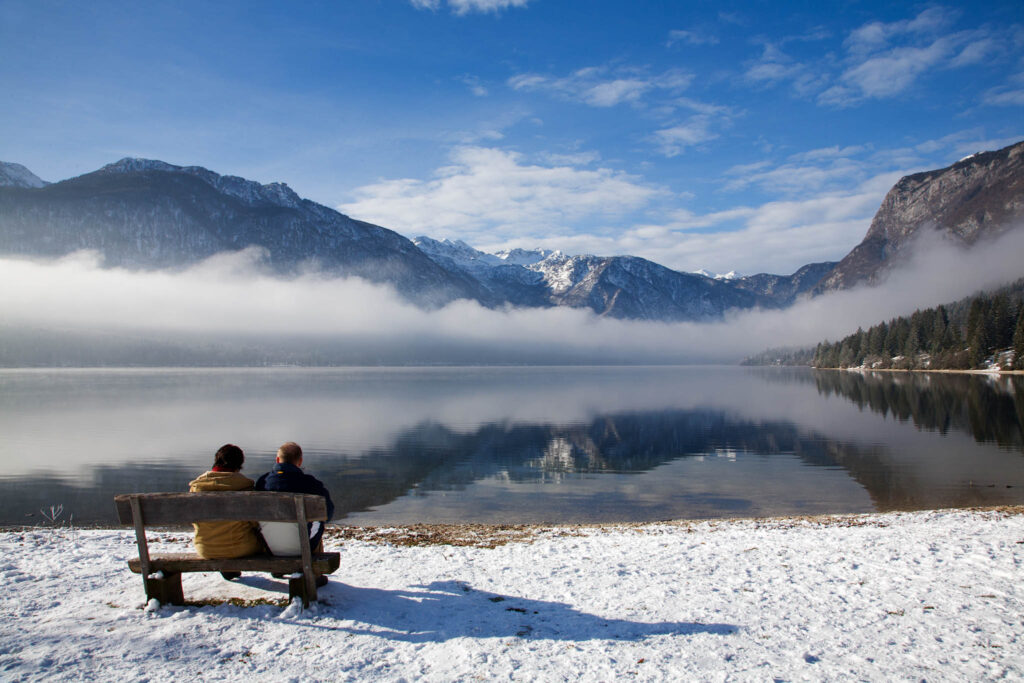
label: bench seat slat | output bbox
[114,492,328,524]
[128,552,340,574]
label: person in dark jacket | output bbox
[255,442,334,585]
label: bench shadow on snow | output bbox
[244,578,738,643]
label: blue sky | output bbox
[2,0,1022,275]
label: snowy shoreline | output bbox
[3,507,1023,680]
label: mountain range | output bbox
[2,139,1023,323]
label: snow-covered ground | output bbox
[2,508,1023,681]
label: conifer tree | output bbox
[966,297,984,344]
[867,323,885,357]
[1014,306,1024,370]
[930,306,948,354]
[990,294,1013,349]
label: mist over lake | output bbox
[2,365,1022,527]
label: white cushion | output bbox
[259,521,320,556]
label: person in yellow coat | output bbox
[188,444,263,580]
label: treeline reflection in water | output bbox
[810,370,1024,452]
[1,367,1023,526]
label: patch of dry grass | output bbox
[325,523,543,548]
[324,506,1024,548]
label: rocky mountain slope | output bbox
[815,139,1024,293]
[4,139,1020,324]
[0,157,832,321]
[731,262,838,306]
[0,158,478,307]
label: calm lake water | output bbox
[1,366,1023,527]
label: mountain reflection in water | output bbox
[1,367,1023,526]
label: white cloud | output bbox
[338,146,662,241]
[634,183,889,274]
[651,117,718,157]
[744,44,804,85]
[411,0,531,14]
[477,172,893,276]
[723,151,869,195]
[583,79,652,107]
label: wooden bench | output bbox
[114,492,340,607]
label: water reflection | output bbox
[808,370,1024,451]
[1,367,1023,526]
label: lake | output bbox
[1,366,1023,527]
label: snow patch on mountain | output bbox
[494,247,558,267]
[0,161,48,188]
[532,253,598,295]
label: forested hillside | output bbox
[745,279,1024,370]
[812,280,1024,370]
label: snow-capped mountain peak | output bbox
[693,268,742,280]
[0,161,48,188]
[413,236,504,271]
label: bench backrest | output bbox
[114,492,329,526]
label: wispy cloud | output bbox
[508,65,692,108]
[338,146,662,241]
[651,117,719,157]
[667,29,718,47]
[507,62,737,157]
[949,37,999,67]
[723,145,872,195]
[839,38,957,99]
[411,0,531,15]
[459,75,489,97]
[742,43,828,97]
[820,9,1011,107]
[843,7,958,55]
[736,8,1017,109]
[649,98,735,157]
[983,72,1024,106]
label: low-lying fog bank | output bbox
[2,230,1024,365]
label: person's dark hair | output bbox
[214,444,245,471]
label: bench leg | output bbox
[288,575,316,608]
[144,572,184,606]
